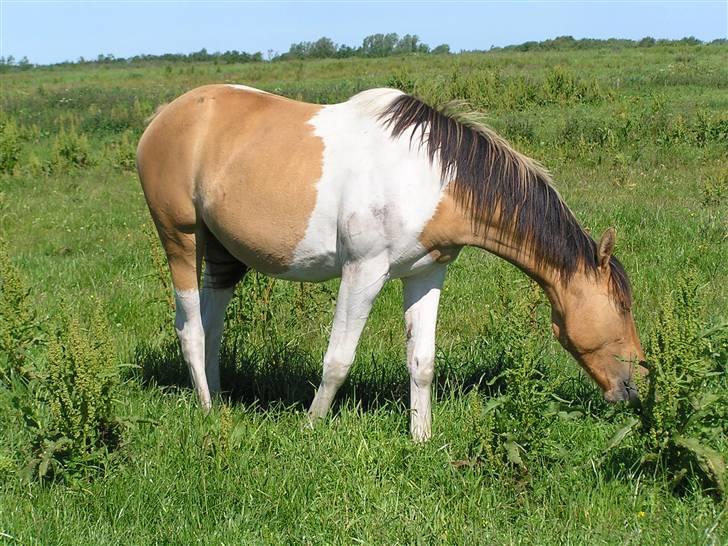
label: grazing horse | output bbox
[137,84,647,441]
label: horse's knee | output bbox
[409,352,434,387]
[322,354,352,387]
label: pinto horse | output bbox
[137,84,647,441]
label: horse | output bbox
[136,84,647,441]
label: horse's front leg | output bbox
[402,265,446,442]
[307,254,389,421]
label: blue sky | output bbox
[1,1,726,65]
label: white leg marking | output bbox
[201,284,235,395]
[175,289,211,410]
[307,255,389,420]
[403,266,446,442]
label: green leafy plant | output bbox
[607,274,727,499]
[24,305,122,481]
[454,281,560,474]
[106,129,137,172]
[0,116,22,174]
[51,124,93,171]
[0,237,42,386]
[700,170,727,207]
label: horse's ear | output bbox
[597,227,616,270]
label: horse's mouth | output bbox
[604,379,640,406]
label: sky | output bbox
[1,0,726,65]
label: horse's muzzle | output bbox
[604,379,640,406]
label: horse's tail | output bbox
[144,103,168,126]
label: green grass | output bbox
[1,43,727,544]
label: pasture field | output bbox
[1,43,727,544]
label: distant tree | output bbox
[284,38,336,60]
[286,41,310,59]
[310,37,337,58]
[678,36,701,45]
[189,48,209,61]
[336,44,357,58]
[394,34,421,54]
[361,33,399,57]
[431,44,450,55]
[638,37,656,47]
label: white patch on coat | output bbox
[226,84,272,95]
[174,289,211,409]
[280,88,449,282]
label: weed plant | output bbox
[23,304,123,481]
[1,240,122,481]
[0,117,22,175]
[608,274,727,499]
[50,124,93,171]
[0,239,41,386]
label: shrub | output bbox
[386,70,416,94]
[106,130,137,172]
[452,281,561,474]
[51,124,93,171]
[24,305,122,481]
[700,170,728,207]
[0,117,22,174]
[541,66,608,105]
[0,238,41,386]
[1,242,122,482]
[499,114,536,144]
[607,274,727,499]
[695,110,728,147]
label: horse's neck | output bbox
[425,191,565,302]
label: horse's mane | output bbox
[378,93,631,310]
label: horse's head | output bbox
[549,228,647,404]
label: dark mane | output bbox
[378,93,631,310]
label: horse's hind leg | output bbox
[201,232,248,395]
[157,225,212,409]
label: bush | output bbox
[51,124,93,171]
[24,305,122,481]
[106,130,137,172]
[452,281,562,474]
[607,274,727,499]
[0,238,41,385]
[499,114,536,144]
[700,170,728,207]
[0,117,22,174]
[1,242,122,481]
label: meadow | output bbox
[1,42,727,544]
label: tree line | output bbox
[1,34,725,70]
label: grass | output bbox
[1,42,727,544]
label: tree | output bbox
[431,44,450,55]
[361,33,399,57]
[394,34,420,54]
[310,37,337,58]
